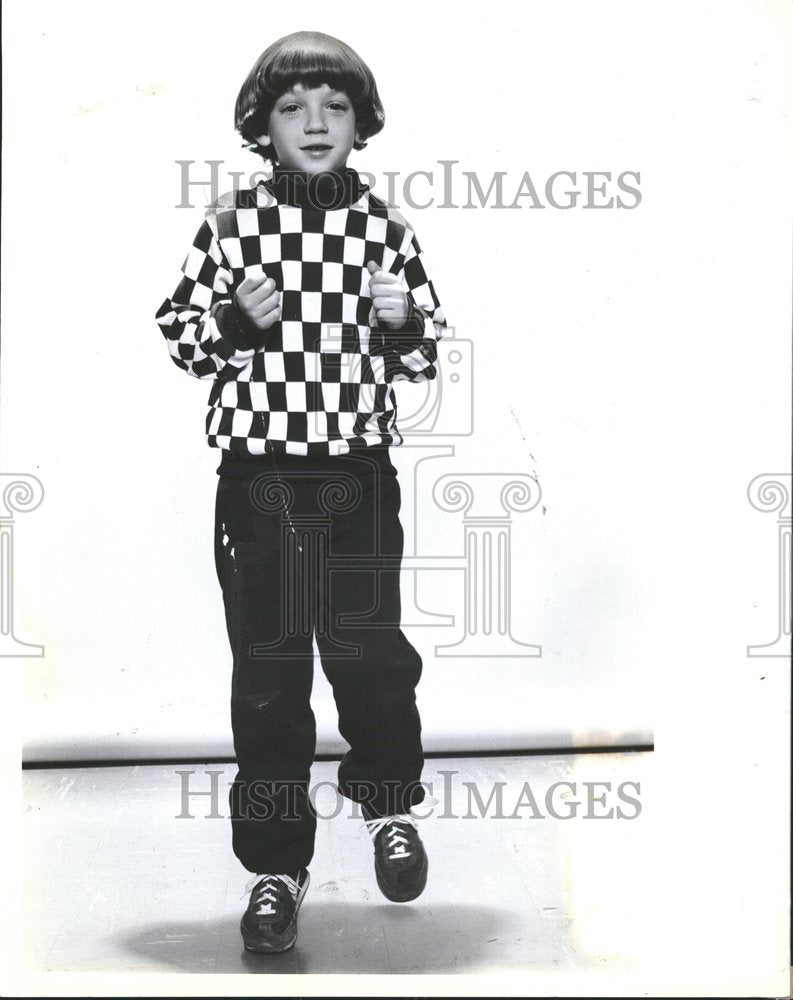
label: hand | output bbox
[367,260,409,330]
[234,271,281,331]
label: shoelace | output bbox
[243,873,301,916]
[363,814,419,860]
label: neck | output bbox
[269,166,365,210]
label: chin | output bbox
[307,161,346,175]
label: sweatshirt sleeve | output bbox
[155,220,266,380]
[380,229,447,384]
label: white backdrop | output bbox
[2,1,790,762]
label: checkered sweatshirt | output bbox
[155,168,446,461]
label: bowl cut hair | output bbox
[235,31,385,163]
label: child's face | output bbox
[259,83,358,175]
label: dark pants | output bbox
[213,447,425,874]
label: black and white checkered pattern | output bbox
[155,181,446,458]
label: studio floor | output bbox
[21,751,654,979]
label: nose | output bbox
[304,105,328,133]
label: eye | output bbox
[279,102,301,114]
[328,101,349,112]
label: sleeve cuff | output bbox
[376,304,426,347]
[214,302,268,351]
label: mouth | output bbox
[301,144,333,152]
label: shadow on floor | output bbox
[121,900,524,974]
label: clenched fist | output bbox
[234,271,281,331]
[367,260,409,330]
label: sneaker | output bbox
[240,869,310,953]
[364,814,428,902]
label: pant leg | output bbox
[214,474,317,873]
[312,449,426,818]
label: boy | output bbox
[155,30,446,954]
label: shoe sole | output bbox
[241,871,311,954]
[374,855,428,903]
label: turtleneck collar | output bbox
[265,166,367,210]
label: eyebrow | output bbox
[278,87,349,101]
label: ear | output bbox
[254,133,272,147]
